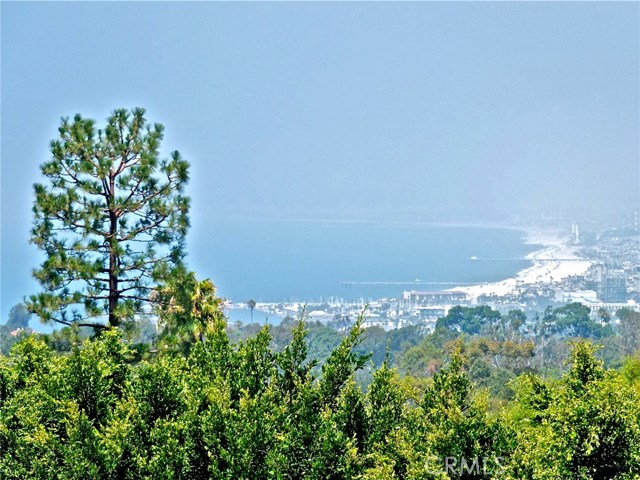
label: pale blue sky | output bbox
[2,2,639,319]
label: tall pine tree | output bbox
[28,108,190,328]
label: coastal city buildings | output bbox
[242,223,640,331]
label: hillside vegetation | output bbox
[1,307,639,479]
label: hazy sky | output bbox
[1,2,639,318]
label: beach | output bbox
[454,229,593,301]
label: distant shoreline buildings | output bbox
[234,221,640,331]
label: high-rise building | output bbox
[598,274,627,303]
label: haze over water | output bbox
[191,220,537,303]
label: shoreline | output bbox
[222,223,592,307]
[452,227,593,301]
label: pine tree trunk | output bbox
[108,176,119,327]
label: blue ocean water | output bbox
[190,220,538,304]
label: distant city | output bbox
[234,212,640,331]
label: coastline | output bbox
[452,228,593,301]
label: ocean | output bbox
[14,219,540,331]
[189,219,538,305]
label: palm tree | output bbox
[247,299,256,323]
[156,268,225,352]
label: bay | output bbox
[190,220,537,304]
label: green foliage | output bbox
[318,315,371,407]
[436,306,502,336]
[156,268,225,352]
[617,308,640,357]
[0,304,34,356]
[540,303,613,339]
[5,303,31,330]
[565,340,605,391]
[503,341,640,479]
[620,355,640,385]
[28,108,190,328]
[1,311,639,479]
[398,302,638,399]
[398,326,456,377]
[417,346,507,478]
[65,329,130,424]
[43,325,86,352]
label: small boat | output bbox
[470,256,478,261]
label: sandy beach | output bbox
[454,228,593,301]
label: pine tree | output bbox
[28,108,190,328]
